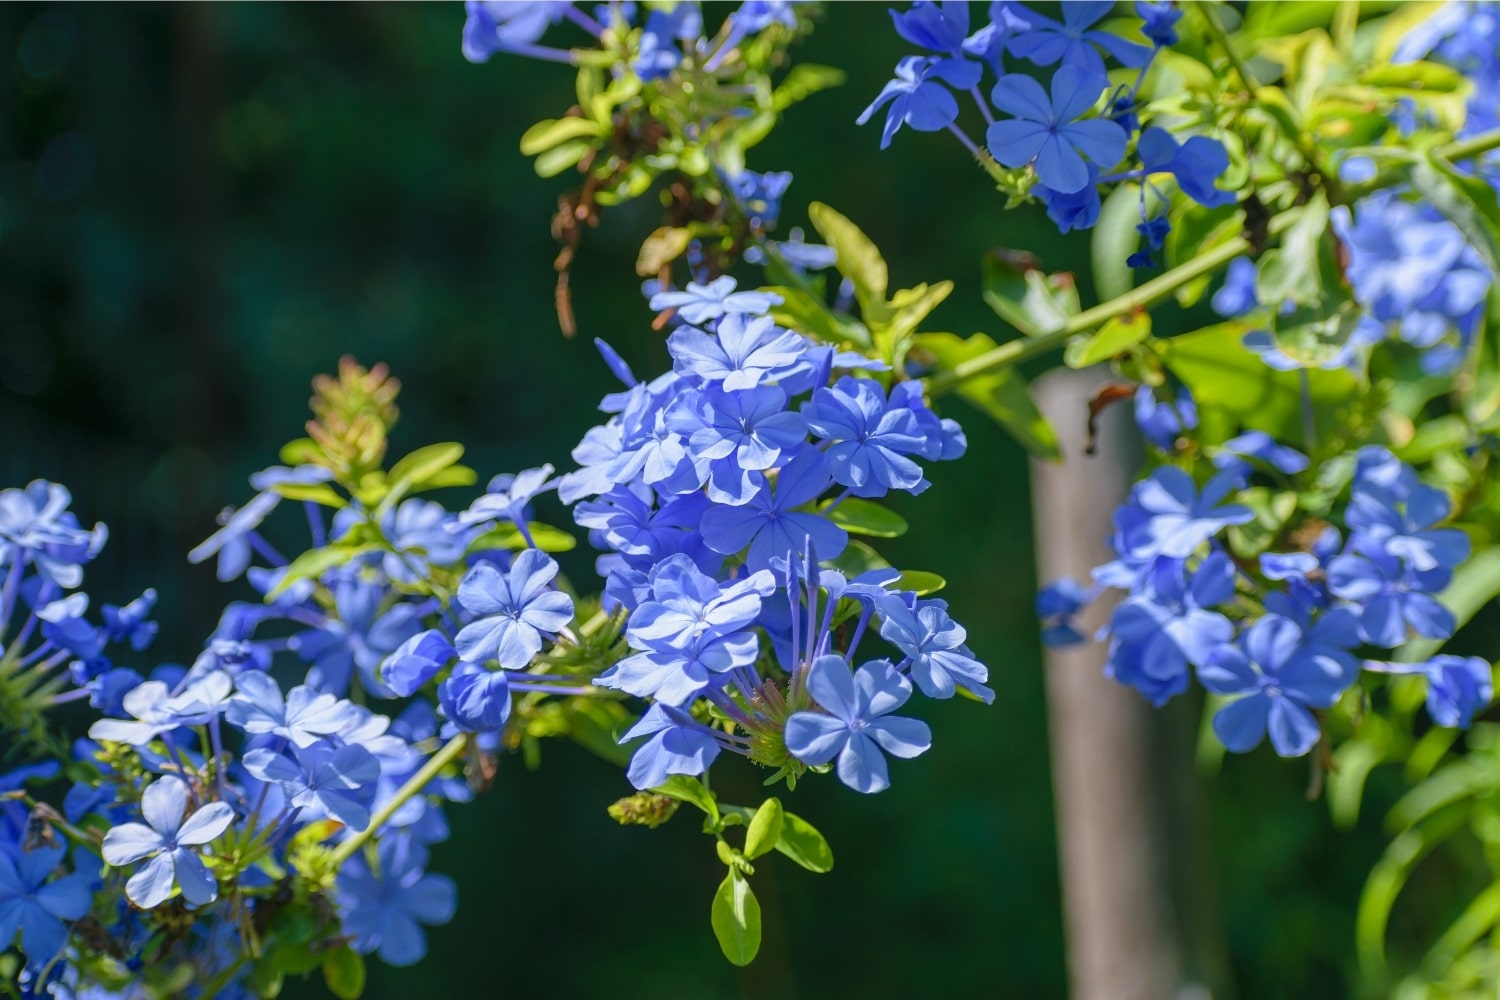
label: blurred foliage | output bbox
[1,3,1487,997]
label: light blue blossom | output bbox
[101,777,235,909]
[784,656,932,793]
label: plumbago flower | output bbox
[785,656,932,794]
[101,776,235,908]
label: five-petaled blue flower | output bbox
[337,838,457,967]
[243,743,382,831]
[986,64,1127,193]
[649,276,784,326]
[101,776,236,909]
[0,845,92,969]
[454,550,575,668]
[699,448,848,572]
[1198,615,1357,757]
[785,656,933,793]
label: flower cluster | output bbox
[1044,438,1490,758]
[862,1,1232,253]
[562,277,989,792]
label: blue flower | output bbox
[0,845,92,969]
[962,1,1035,74]
[101,776,235,909]
[226,671,359,748]
[668,385,807,505]
[890,1,970,53]
[293,576,426,696]
[1365,655,1494,729]
[1038,166,1103,231]
[187,491,281,583]
[242,743,381,830]
[1212,257,1259,317]
[88,673,232,746]
[803,377,931,497]
[1136,127,1235,208]
[858,55,983,150]
[1114,466,1254,561]
[1106,552,1236,706]
[621,703,724,789]
[381,630,457,698]
[1036,577,1091,647]
[634,2,701,80]
[700,448,848,572]
[101,589,158,651]
[1134,385,1196,450]
[595,555,773,704]
[454,550,575,667]
[0,481,106,589]
[877,596,994,702]
[1346,470,1470,574]
[785,656,932,793]
[1198,615,1358,757]
[667,311,808,391]
[462,1,571,62]
[438,663,512,733]
[337,838,456,967]
[1213,431,1309,475]
[1327,549,1455,647]
[726,170,794,229]
[1005,1,1152,77]
[1136,0,1182,47]
[986,64,1127,193]
[649,276,782,326]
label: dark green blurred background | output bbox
[0,4,1448,997]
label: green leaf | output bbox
[766,284,870,347]
[1394,546,1500,662]
[417,465,478,492]
[268,543,377,599]
[1411,152,1500,275]
[1256,196,1330,307]
[386,443,466,505]
[279,438,322,467]
[322,947,366,1000]
[1064,312,1152,369]
[636,227,694,277]
[821,498,908,538]
[711,871,762,966]
[896,570,946,596]
[467,521,577,553]
[915,332,1061,458]
[827,539,891,578]
[744,798,784,860]
[654,775,719,826]
[808,202,888,321]
[773,810,834,872]
[534,139,592,178]
[1092,183,1141,302]
[771,63,846,112]
[519,116,606,156]
[1158,322,1356,443]
[981,253,1078,336]
[268,482,346,507]
[1357,806,1470,984]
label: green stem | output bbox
[1190,1,1262,99]
[328,733,468,866]
[930,126,1500,398]
[1434,125,1500,166]
[927,209,1296,396]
